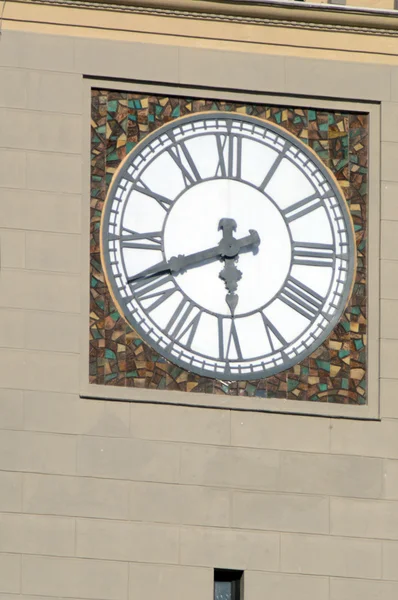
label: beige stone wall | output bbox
[1,2,398,599]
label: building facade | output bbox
[1,0,398,598]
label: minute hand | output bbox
[127,230,260,283]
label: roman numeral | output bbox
[292,242,335,267]
[218,317,243,361]
[261,312,287,352]
[282,192,324,223]
[215,132,242,179]
[165,299,202,350]
[130,274,177,313]
[279,276,324,320]
[258,144,289,191]
[134,180,173,211]
[111,228,162,251]
[167,135,201,187]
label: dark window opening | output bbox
[214,569,243,600]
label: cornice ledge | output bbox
[13,0,398,35]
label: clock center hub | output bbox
[163,179,291,317]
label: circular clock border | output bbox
[100,110,357,382]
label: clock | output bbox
[101,112,355,381]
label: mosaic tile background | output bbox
[90,90,367,404]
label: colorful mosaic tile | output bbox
[90,90,368,405]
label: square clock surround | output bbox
[81,81,380,419]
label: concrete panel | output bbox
[0,513,75,556]
[381,340,398,379]
[130,403,230,445]
[382,102,398,142]
[232,490,329,534]
[77,435,180,482]
[1,30,74,72]
[381,221,398,260]
[330,577,398,600]
[0,188,81,233]
[0,148,26,189]
[0,471,22,512]
[384,459,398,498]
[381,299,398,339]
[0,388,24,429]
[0,430,76,474]
[286,58,391,101]
[381,260,398,299]
[24,351,79,394]
[331,496,398,539]
[0,553,20,594]
[383,540,398,580]
[75,37,179,81]
[179,47,285,92]
[0,269,80,313]
[281,533,382,578]
[381,181,398,220]
[27,71,82,114]
[0,595,80,600]
[25,232,80,273]
[0,309,24,350]
[180,444,279,490]
[129,481,230,527]
[180,525,280,570]
[25,311,80,353]
[331,417,398,458]
[26,151,81,194]
[382,142,398,182]
[22,555,128,600]
[0,67,27,108]
[390,67,398,102]
[231,411,330,453]
[23,473,130,520]
[24,392,130,437]
[0,108,81,153]
[0,348,24,390]
[0,229,25,268]
[279,451,383,499]
[380,378,398,418]
[76,517,179,564]
[245,571,329,600]
[129,564,212,600]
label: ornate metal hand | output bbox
[217,218,259,315]
[127,221,260,285]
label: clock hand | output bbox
[127,228,260,283]
[217,218,260,316]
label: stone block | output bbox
[231,411,330,453]
[180,443,279,490]
[0,430,76,474]
[22,555,128,599]
[281,532,382,578]
[130,402,230,445]
[25,232,80,273]
[232,490,329,534]
[279,451,383,498]
[245,571,329,600]
[0,513,75,556]
[76,517,179,564]
[180,526,280,570]
[129,481,230,527]
[78,435,180,482]
[128,563,212,600]
[0,553,20,593]
[23,472,130,520]
[26,151,81,194]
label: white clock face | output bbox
[101,112,355,381]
